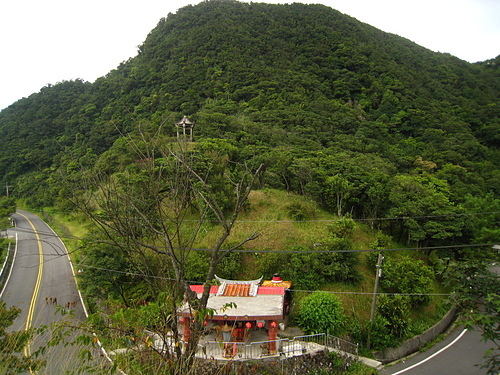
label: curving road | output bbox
[379,266,499,375]
[379,326,494,375]
[2,210,496,374]
[0,210,106,373]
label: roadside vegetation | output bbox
[0,0,498,373]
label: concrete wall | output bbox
[192,349,356,375]
[374,307,457,363]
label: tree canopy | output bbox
[0,1,498,370]
[0,2,497,246]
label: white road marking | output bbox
[391,328,468,375]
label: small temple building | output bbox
[178,274,292,355]
[175,116,195,141]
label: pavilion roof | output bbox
[175,116,194,127]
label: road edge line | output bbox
[390,328,468,375]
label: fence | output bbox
[195,333,358,360]
[0,242,13,293]
[325,334,359,356]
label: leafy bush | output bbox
[377,295,411,339]
[367,315,397,350]
[286,202,311,221]
[256,216,360,289]
[381,257,434,308]
[217,251,243,280]
[326,217,356,238]
[0,197,15,230]
[257,244,359,290]
[298,292,345,335]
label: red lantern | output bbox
[245,322,252,329]
[270,321,277,329]
[257,321,264,328]
[179,318,186,323]
[203,320,208,327]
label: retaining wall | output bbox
[191,349,355,375]
[374,307,457,363]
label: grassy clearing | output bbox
[19,189,449,343]
[207,189,336,251]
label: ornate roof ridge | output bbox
[215,275,263,297]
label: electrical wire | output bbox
[74,263,452,297]
[9,226,497,255]
[14,210,500,224]
[189,243,495,254]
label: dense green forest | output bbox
[1,1,499,238]
[0,0,499,371]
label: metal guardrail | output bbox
[0,242,11,279]
[0,241,13,295]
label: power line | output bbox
[12,229,496,254]
[15,210,500,224]
[234,210,500,223]
[179,210,500,223]
[74,263,452,297]
[288,289,451,297]
[10,226,495,254]
[189,243,495,254]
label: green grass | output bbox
[20,189,451,350]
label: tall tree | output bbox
[66,130,262,372]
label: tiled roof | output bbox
[222,283,251,297]
[184,279,287,320]
[261,280,292,289]
[257,286,286,295]
[189,285,218,294]
[189,285,286,296]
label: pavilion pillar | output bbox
[268,320,278,354]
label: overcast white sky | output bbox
[0,0,499,111]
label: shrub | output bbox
[377,295,411,339]
[298,292,345,335]
[367,315,396,350]
[327,216,356,238]
[257,242,359,290]
[381,257,434,308]
[286,202,310,221]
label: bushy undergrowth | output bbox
[298,292,346,335]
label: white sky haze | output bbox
[0,0,499,111]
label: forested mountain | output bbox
[0,0,499,245]
[2,1,500,370]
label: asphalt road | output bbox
[2,210,496,374]
[0,210,107,373]
[379,326,494,375]
[379,266,500,375]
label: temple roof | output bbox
[215,275,261,297]
[179,276,289,320]
[261,280,292,289]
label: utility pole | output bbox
[5,183,11,198]
[367,253,384,349]
[370,253,384,322]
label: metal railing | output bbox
[0,242,13,294]
[243,338,290,358]
[195,333,358,360]
[325,334,359,356]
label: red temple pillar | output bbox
[268,320,278,354]
[181,318,190,347]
